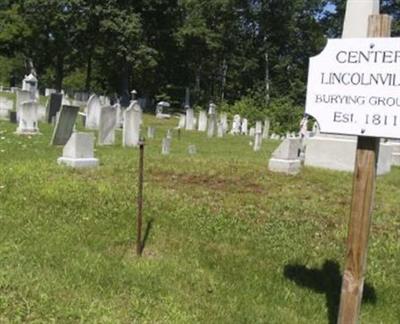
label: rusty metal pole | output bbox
[136,139,145,256]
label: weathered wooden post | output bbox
[337,14,391,324]
[136,138,145,256]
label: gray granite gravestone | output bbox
[268,138,302,175]
[47,93,63,123]
[50,105,79,145]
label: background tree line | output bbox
[0,0,398,130]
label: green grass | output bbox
[0,115,399,323]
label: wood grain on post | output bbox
[337,14,392,324]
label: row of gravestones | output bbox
[178,103,306,153]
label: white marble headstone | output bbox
[241,118,248,135]
[198,111,207,132]
[98,105,117,145]
[123,101,142,147]
[85,95,102,129]
[231,115,241,135]
[16,101,39,135]
[185,108,195,130]
[58,132,98,168]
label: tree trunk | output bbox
[85,46,93,92]
[55,54,64,92]
[221,58,228,102]
[265,52,270,106]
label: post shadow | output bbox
[283,260,376,324]
[140,218,154,254]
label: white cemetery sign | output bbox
[305,37,400,139]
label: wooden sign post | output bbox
[337,15,391,324]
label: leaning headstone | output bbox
[263,118,270,139]
[268,138,302,175]
[50,105,80,145]
[241,118,248,135]
[188,144,197,155]
[57,133,98,168]
[47,93,63,123]
[123,101,142,147]
[249,127,255,137]
[98,105,117,145]
[198,111,207,132]
[185,106,195,130]
[85,95,102,129]
[16,101,39,135]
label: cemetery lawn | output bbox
[1,116,399,323]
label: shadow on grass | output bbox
[283,260,376,324]
[140,218,154,254]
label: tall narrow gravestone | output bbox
[98,106,117,145]
[220,113,228,133]
[207,103,217,138]
[123,101,142,147]
[58,133,98,168]
[178,114,186,129]
[16,101,39,135]
[185,106,195,131]
[263,118,270,139]
[198,110,207,132]
[241,118,248,135]
[50,105,80,145]
[253,121,263,151]
[85,95,102,129]
[47,93,63,123]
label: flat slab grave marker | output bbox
[50,105,80,145]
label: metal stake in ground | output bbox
[136,138,145,256]
[337,14,391,324]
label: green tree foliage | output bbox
[0,1,399,130]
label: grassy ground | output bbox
[0,114,399,323]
